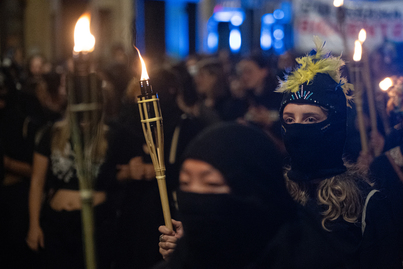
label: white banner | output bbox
[294,0,403,54]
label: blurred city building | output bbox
[0,0,401,69]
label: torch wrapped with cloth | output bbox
[66,13,102,269]
[135,48,173,230]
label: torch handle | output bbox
[356,99,369,153]
[362,50,379,138]
[138,94,172,231]
[354,66,369,153]
[80,191,97,269]
[156,173,173,230]
[67,72,101,269]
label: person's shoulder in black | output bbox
[369,146,403,264]
[360,189,403,269]
[153,206,350,269]
[254,207,350,269]
[34,122,53,158]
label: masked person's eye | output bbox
[284,117,294,124]
[207,182,225,187]
[305,117,317,123]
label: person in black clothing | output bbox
[193,58,247,126]
[277,37,401,268]
[236,54,285,153]
[158,38,402,269]
[236,54,280,111]
[103,44,132,120]
[27,119,113,269]
[0,61,46,269]
[369,147,403,264]
[156,123,349,269]
[26,73,113,269]
[369,77,403,263]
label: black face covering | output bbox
[177,191,274,268]
[282,117,347,182]
[170,123,298,268]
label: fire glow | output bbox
[358,29,366,43]
[353,40,362,62]
[333,0,344,7]
[379,77,393,91]
[135,47,149,81]
[74,13,95,53]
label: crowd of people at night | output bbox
[0,37,403,269]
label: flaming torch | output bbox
[379,77,393,135]
[333,0,344,7]
[359,29,380,154]
[353,38,369,153]
[67,12,101,269]
[135,48,173,230]
[380,77,393,92]
[333,0,349,56]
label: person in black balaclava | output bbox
[280,71,347,182]
[277,37,402,268]
[173,123,294,269]
[155,123,354,269]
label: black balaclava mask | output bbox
[279,73,348,182]
[276,37,353,183]
[174,123,296,268]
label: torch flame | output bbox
[353,40,362,62]
[333,0,344,7]
[74,13,95,53]
[358,29,366,43]
[379,77,393,91]
[135,47,149,80]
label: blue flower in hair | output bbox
[336,80,344,91]
[308,49,317,56]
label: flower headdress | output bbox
[277,36,353,109]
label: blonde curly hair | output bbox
[285,163,372,231]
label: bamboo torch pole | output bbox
[353,40,369,153]
[135,48,173,230]
[69,13,98,269]
[358,29,380,156]
[362,51,378,134]
[334,1,355,83]
[334,1,349,56]
[68,71,98,269]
